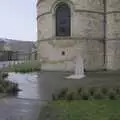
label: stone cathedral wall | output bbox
[37,0,105,71]
[106,0,120,70]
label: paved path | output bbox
[0,97,45,120]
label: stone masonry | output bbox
[37,0,120,71]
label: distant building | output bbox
[0,40,17,61]
[0,38,36,61]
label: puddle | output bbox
[7,72,40,100]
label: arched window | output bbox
[56,3,71,36]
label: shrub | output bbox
[93,90,104,100]
[0,80,19,94]
[81,89,90,100]
[108,89,117,100]
[66,91,74,101]
[101,88,108,95]
[77,88,82,94]
[89,87,97,96]
[57,88,68,100]
[53,87,120,100]
[113,88,120,95]
[10,83,19,94]
[1,72,8,79]
[0,84,5,93]
[73,91,81,100]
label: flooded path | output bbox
[0,72,45,120]
[7,73,40,100]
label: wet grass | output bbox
[39,100,120,120]
[5,60,41,73]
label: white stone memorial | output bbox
[66,48,85,79]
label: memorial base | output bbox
[66,74,85,79]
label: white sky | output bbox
[0,0,37,41]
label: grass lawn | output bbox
[39,100,120,120]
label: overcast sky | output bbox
[0,0,37,41]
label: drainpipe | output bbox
[103,0,107,70]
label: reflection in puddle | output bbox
[7,73,40,100]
